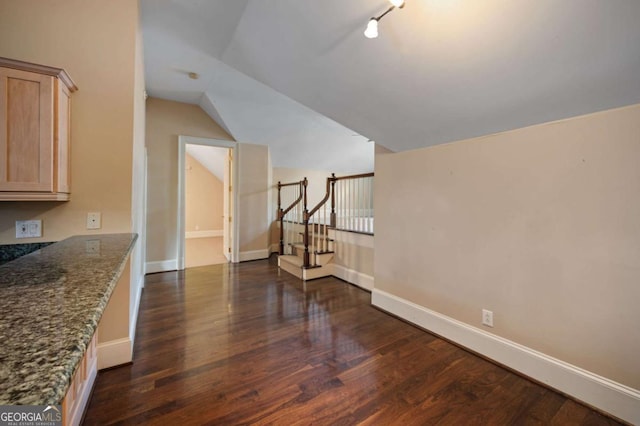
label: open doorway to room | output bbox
[177,136,238,270]
[184,145,228,267]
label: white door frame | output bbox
[177,136,239,269]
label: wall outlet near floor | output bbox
[87,212,102,229]
[482,309,494,327]
[16,220,42,238]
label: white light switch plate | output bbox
[16,220,42,238]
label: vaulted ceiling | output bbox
[141,0,640,173]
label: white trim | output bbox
[330,264,374,291]
[129,276,143,345]
[371,289,640,425]
[141,148,148,279]
[239,249,270,262]
[97,338,132,370]
[178,136,239,269]
[145,259,178,274]
[302,265,332,280]
[186,229,223,239]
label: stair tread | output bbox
[315,251,335,255]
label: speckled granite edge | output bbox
[0,233,138,405]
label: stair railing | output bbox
[303,172,374,268]
[332,172,375,235]
[277,178,307,255]
[303,174,334,268]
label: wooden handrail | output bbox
[278,181,302,188]
[280,184,304,217]
[277,178,307,255]
[333,172,374,181]
[306,174,334,218]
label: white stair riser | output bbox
[278,254,332,281]
[302,267,332,280]
[278,258,303,279]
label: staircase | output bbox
[277,172,373,281]
[278,240,334,280]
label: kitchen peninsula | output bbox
[0,233,137,424]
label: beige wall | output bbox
[375,104,640,389]
[98,258,131,343]
[0,0,139,244]
[238,143,271,253]
[333,233,374,277]
[185,153,223,233]
[145,97,233,263]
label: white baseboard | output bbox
[145,259,177,274]
[371,289,640,425]
[97,337,132,370]
[331,264,374,291]
[185,229,223,239]
[239,249,270,262]
[269,243,279,255]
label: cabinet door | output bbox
[0,67,54,192]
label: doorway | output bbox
[177,136,238,270]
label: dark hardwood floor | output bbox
[84,257,621,425]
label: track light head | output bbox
[364,18,379,39]
[364,1,405,39]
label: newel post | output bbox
[277,181,284,255]
[330,173,336,228]
[302,178,310,267]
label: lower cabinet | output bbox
[61,331,98,426]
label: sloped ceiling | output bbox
[142,0,640,168]
[185,144,227,182]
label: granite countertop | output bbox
[0,233,137,405]
[0,242,54,265]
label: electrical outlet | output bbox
[482,309,494,327]
[87,212,101,230]
[16,220,42,238]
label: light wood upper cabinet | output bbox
[0,57,77,201]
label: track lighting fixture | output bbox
[364,0,405,39]
[364,18,379,39]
